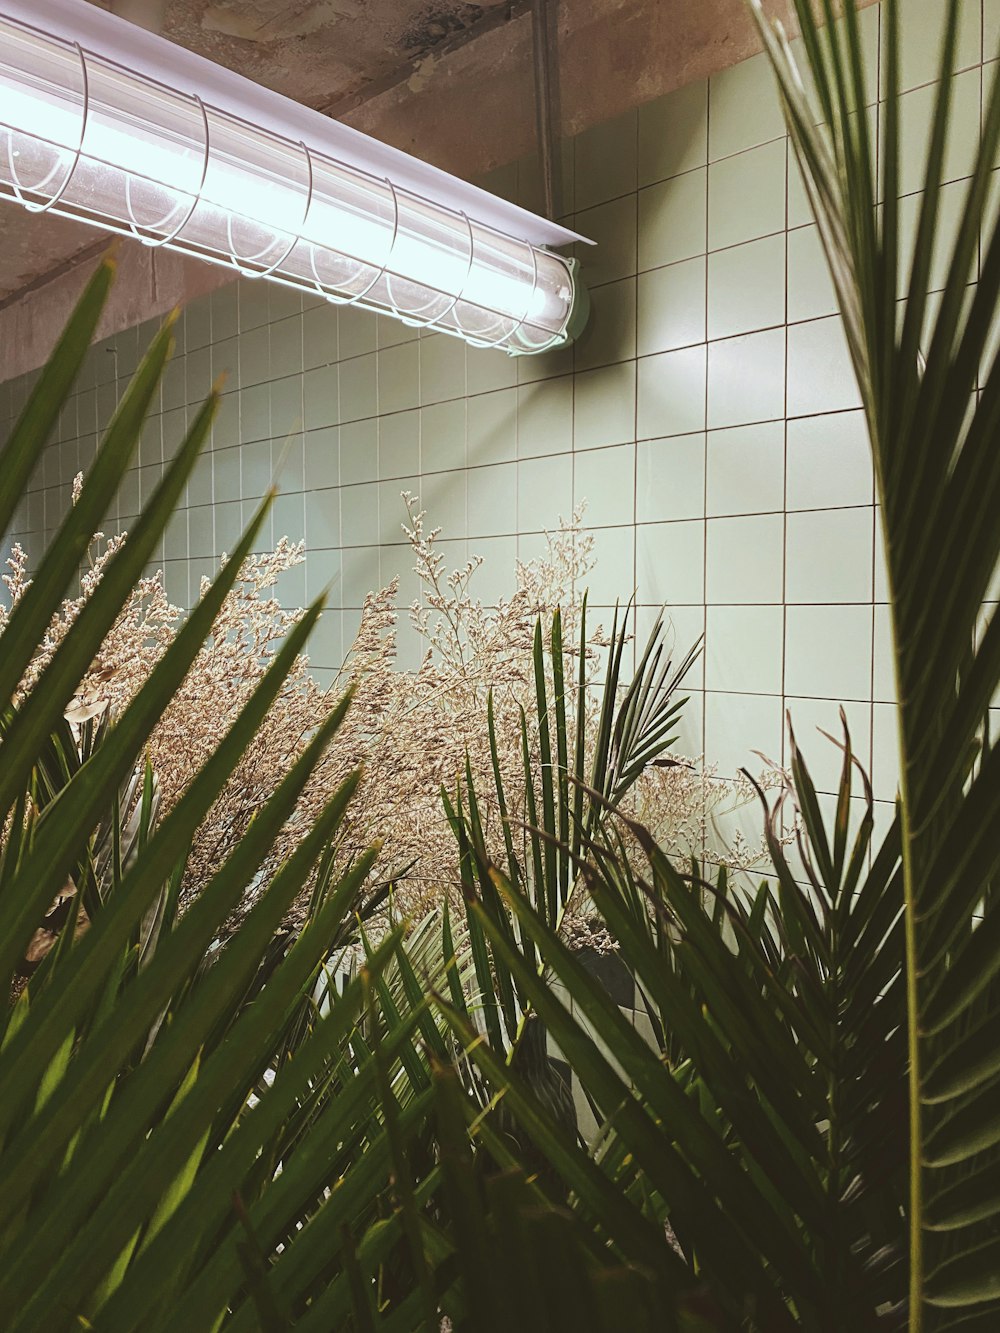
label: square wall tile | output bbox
[706,513,784,604]
[467,346,517,396]
[517,341,574,386]
[212,337,240,388]
[340,418,378,485]
[986,0,1000,58]
[897,69,981,197]
[785,507,874,604]
[211,285,238,342]
[305,487,341,549]
[785,604,873,701]
[874,508,889,602]
[636,434,706,523]
[188,505,215,558]
[575,195,638,287]
[379,479,417,545]
[895,0,981,94]
[787,316,862,417]
[420,334,466,404]
[638,257,707,355]
[639,79,708,187]
[240,439,271,499]
[379,409,420,479]
[304,426,340,491]
[268,284,300,325]
[786,410,873,509]
[705,690,784,779]
[783,697,872,795]
[574,361,637,451]
[638,344,707,440]
[787,148,814,230]
[574,110,638,210]
[897,178,972,297]
[469,461,517,537]
[301,365,337,431]
[270,315,303,380]
[342,546,380,606]
[303,301,338,369]
[708,140,786,250]
[708,234,786,340]
[376,311,417,349]
[872,701,901,802]
[272,491,305,545]
[421,399,467,472]
[709,52,786,160]
[705,604,784,694]
[650,603,706,690]
[239,324,269,387]
[272,376,304,443]
[517,376,574,458]
[638,169,708,271]
[574,278,637,370]
[272,434,304,494]
[308,605,344,665]
[187,453,213,507]
[873,603,897,704]
[467,535,518,604]
[339,305,377,360]
[214,500,243,557]
[518,454,573,533]
[341,482,379,547]
[575,443,636,528]
[467,389,517,466]
[184,298,211,352]
[706,422,784,517]
[707,327,785,429]
[340,353,377,423]
[118,470,140,519]
[787,225,837,323]
[421,466,468,539]
[636,519,705,606]
[378,341,420,415]
[583,525,636,604]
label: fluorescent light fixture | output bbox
[0,0,589,354]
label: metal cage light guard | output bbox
[0,0,590,355]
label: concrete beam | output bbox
[342,0,878,182]
[1,0,879,382]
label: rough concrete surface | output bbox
[1,0,879,377]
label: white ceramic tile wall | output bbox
[2,0,991,850]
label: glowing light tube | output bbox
[0,1,589,354]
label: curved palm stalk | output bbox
[747,2,1000,1322]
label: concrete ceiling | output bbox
[0,0,514,302]
[1,0,879,322]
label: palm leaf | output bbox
[747,2,1000,1323]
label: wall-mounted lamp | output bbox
[0,0,589,354]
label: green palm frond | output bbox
[444,719,904,1327]
[749,0,1000,1323]
[0,260,418,1329]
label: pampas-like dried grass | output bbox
[2,486,775,939]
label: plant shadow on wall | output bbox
[0,0,998,1327]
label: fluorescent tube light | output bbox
[0,0,589,354]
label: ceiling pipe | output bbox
[530,0,558,222]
